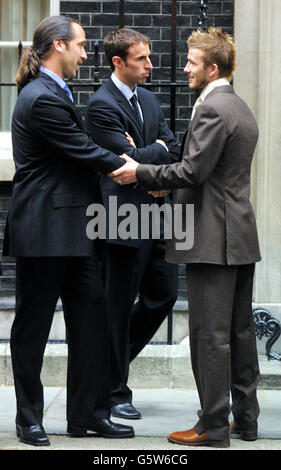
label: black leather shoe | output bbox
[16,424,50,446]
[230,420,258,441]
[67,418,134,438]
[111,403,142,420]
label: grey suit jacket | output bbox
[136,85,261,265]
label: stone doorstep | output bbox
[1,300,281,354]
[1,299,280,388]
[0,342,280,389]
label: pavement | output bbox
[0,386,280,455]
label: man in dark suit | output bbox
[109,28,261,448]
[3,16,134,446]
[86,28,179,420]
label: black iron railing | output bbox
[198,0,209,30]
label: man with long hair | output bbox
[110,28,261,448]
[3,15,134,446]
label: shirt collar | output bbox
[111,72,138,101]
[199,77,230,103]
[40,66,67,90]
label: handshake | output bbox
[108,152,139,185]
[107,132,171,198]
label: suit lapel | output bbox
[57,85,86,130]
[137,90,150,142]
[106,79,144,138]
[40,73,86,130]
[179,85,234,158]
[179,128,189,160]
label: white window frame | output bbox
[0,0,60,180]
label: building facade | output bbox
[0,1,280,332]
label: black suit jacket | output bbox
[85,78,179,247]
[3,73,125,257]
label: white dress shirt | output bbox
[111,72,143,122]
[39,66,74,102]
[191,77,230,120]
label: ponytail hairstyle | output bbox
[15,15,80,90]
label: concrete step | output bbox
[1,340,280,389]
[1,298,280,388]
[1,298,281,354]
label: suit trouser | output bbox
[105,239,178,406]
[186,263,260,441]
[10,256,111,427]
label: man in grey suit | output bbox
[109,28,261,448]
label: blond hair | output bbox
[187,27,236,81]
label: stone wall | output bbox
[60,0,234,140]
[234,0,281,310]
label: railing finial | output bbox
[198,0,209,31]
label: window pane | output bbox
[0,48,19,132]
[0,0,50,41]
[0,0,50,131]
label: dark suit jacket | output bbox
[136,85,261,265]
[85,78,179,247]
[3,73,125,257]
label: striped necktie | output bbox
[63,84,74,102]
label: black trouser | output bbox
[186,263,260,441]
[105,239,178,406]
[11,256,111,427]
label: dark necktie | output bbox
[130,95,143,127]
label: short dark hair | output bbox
[15,15,80,90]
[104,28,150,71]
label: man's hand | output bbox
[156,139,168,151]
[108,154,139,184]
[156,139,166,147]
[126,132,167,151]
[125,132,136,148]
[147,190,171,197]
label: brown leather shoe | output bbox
[230,420,257,441]
[168,427,230,448]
